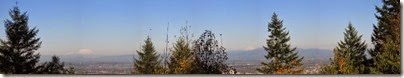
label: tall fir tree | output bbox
[321,23,367,74]
[368,0,400,74]
[257,13,303,74]
[133,37,163,74]
[191,30,228,74]
[167,26,193,74]
[0,6,42,74]
[0,6,72,74]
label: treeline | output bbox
[320,0,401,74]
[132,24,231,74]
[0,0,400,74]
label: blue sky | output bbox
[0,0,382,56]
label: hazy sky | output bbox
[0,0,382,56]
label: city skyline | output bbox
[0,0,382,56]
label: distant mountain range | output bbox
[227,48,333,64]
[40,48,333,64]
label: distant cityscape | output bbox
[63,58,328,74]
[40,48,332,74]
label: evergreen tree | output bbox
[257,13,303,74]
[167,26,193,74]
[37,56,75,74]
[321,23,367,74]
[368,0,400,74]
[191,30,228,74]
[133,37,163,74]
[0,6,42,74]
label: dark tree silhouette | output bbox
[368,0,401,74]
[191,30,229,74]
[321,23,367,74]
[37,56,75,74]
[0,6,74,74]
[257,13,303,74]
[133,37,163,74]
[0,6,42,74]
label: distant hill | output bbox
[40,48,333,64]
